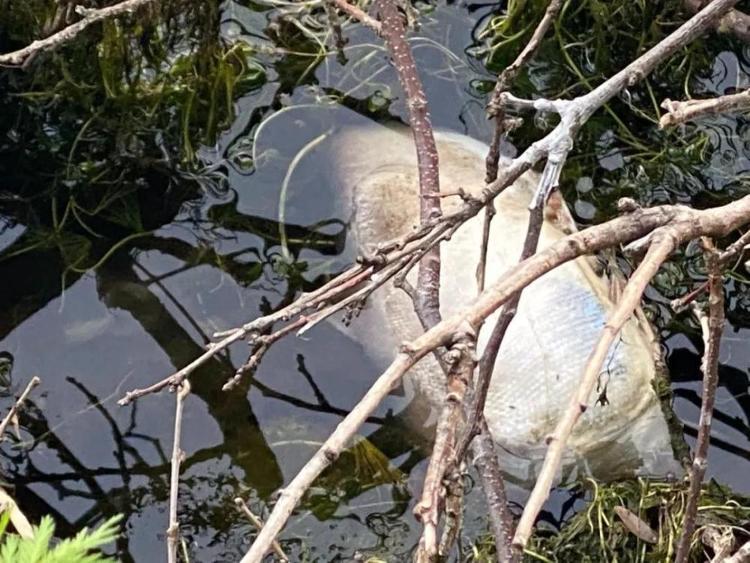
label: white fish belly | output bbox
[329,123,680,485]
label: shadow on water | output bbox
[0,0,749,560]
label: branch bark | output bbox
[375,0,442,330]
[414,331,476,561]
[674,240,725,563]
[327,0,382,33]
[512,229,679,549]
[240,194,750,562]
[167,381,190,563]
[471,422,515,563]
[724,539,750,563]
[235,498,289,562]
[120,0,741,410]
[684,0,750,42]
[660,89,750,128]
[488,0,564,113]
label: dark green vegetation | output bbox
[467,480,750,562]
[0,0,749,560]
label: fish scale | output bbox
[330,123,680,485]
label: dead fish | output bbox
[329,123,681,486]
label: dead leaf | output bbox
[614,505,658,544]
[0,487,34,539]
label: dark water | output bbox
[0,1,749,561]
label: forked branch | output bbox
[241,194,750,562]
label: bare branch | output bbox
[120,0,741,410]
[671,228,749,311]
[511,227,684,548]
[675,240,724,563]
[660,89,750,128]
[414,330,476,561]
[489,0,564,112]
[327,0,382,33]
[222,317,308,391]
[118,264,372,403]
[240,194,750,562]
[167,381,190,563]
[684,0,750,42]
[719,228,750,264]
[235,498,289,562]
[375,0,442,329]
[0,376,41,442]
[470,7,565,554]
[0,0,156,66]
[724,539,750,563]
[471,422,515,563]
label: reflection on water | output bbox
[0,1,749,560]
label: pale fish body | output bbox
[330,123,680,485]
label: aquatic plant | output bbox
[0,512,121,563]
[1,0,749,561]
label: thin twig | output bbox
[0,0,156,65]
[469,6,564,558]
[222,317,308,391]
[719,228,750,264]
[512,231,679,549]
[671,228,749,311]
[675,240,725,563]
[167,381,191,563]
[488,0,564,112]
[240,194,750,562]
[471,422,514,563]
[0,376,41,442]
[457,170,550,463]
[235,498,289,562]
[660,88,750,128]
[327,0,382,33]
[118,265,371,403]
[121,0,741,411]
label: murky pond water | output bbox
[1,1,749,561]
